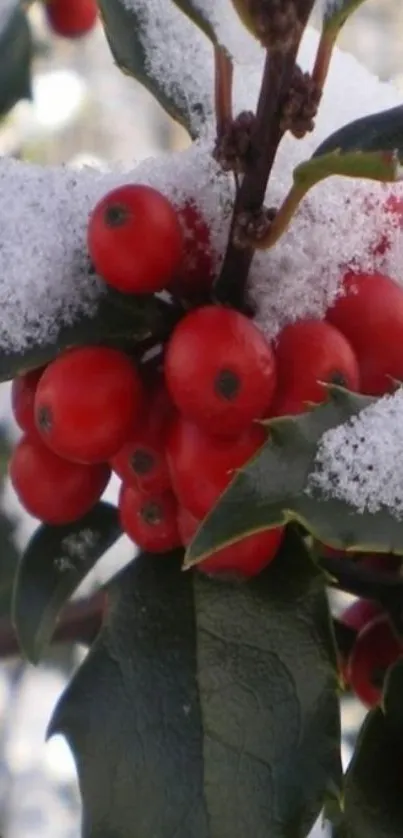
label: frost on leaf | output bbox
[307,389,403,519]
[0,27,403,354]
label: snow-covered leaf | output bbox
[0,0,32,118]
[170,0,216,43]
[313,106,403,157]
[13,502,121,664]
[97,0,211,137]
[339,661,403,838]
[49,533,341,838]
[185,387,403,568]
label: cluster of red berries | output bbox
[335,552,403,708]
[9,183,403,580]
[44,0,98,39]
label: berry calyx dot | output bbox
[131,448,155,476]
[104,203,130,228]
[214,369,241,401]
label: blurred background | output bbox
[0,1,401,836]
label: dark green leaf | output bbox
[186,387,403,566]
[313,106,403,157]
[97,0,210,138]
[323,0,371,33]
[0,290,177,383]
[0,503,19,619]
[49,531,341,838]
[170,0,216,43]
[0,1,32,118]
[340,660,403,838]
[12,502,121,664]
[293,149,402,197]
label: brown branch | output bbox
[0,593,105,659]
[214,45,234,138]
[214,0,316,310]
[312,27,337,92]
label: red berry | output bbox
[119,485,181,553]
[11,367,45,436]
[87,185,183,294]
[111,427,171,495]
[10,435,110,524]
[340,599,382,634]
[167,417,267,519]
[269,319,360,417]
[178,506,283,577]
[35,347,145,464]
[174,202,214,297]
[347,614,403,708]
[165,306,276,437]
[45,0,98,38]
[326,271,403,396]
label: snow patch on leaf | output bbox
[0,26,402,352]
[307,388,403,518]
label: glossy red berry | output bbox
[11,367,45,436]
[45,0,98,38]
[269,319,360,417]
[167,417,267,519]
[35,347,145,464]
[178,506,283,577]
[165,306,276,437]
[174,202,214,297]
[87,185,183,294]
[119,485,181,553]
[347,614,403,708]
[10,435,110,524]
[326,271,403,396]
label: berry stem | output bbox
[311,27,336,92]
[214,1,315,309]
[214,45,234,137]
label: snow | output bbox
[307,388,403,518]
[1,12,403,353]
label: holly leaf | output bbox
[0,1,32,118]
[12,502,121,664]
[294,148,403,193]
[323,0,371,34]
[170,1,216,43]
[313,106,403,158]
[97,0,210,138]
[0,291,177,383]
[339,660,403,838]
[49,532,341,838]
[185,387,403,567]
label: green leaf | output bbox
[0,291,177,383]
[185,387,403,567]
[313,106,403,157]
[49,532,341,838]
[97,0,210,138]
[323,0,370,34]
[340,660,403,838]
[170,0,216,43]
[294,149,403,193]
[12,502,121,664]
[0,1,32,118]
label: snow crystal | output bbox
[60,529,97,560]
[307,389,403,518]
[1,14,403,353]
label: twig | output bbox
[214,45,234,138]
[214,0,316,309]
[312,26,337,92]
